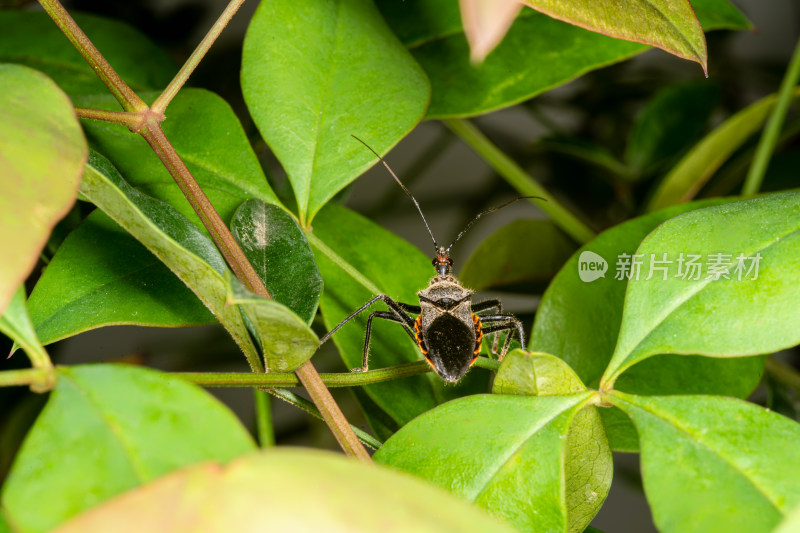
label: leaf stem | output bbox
[443,118,596,244]
[151,0,245,113]
[473,356,501,373]
[306,232,381,294]
[0,368,53,390]
[254,389,275,447]
[75,107,143,128]
[176,361,431,387]
[38,0,146,112]
[268,388,382,450]
[765,357,800,391]
[139,122,271,298]
[742,36,800,196]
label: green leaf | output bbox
[0,11,174,96]
[625,81,720,175]
[0,64,86,315]
[0,511,8,533]
[54,449,516,533]
[459,220,577,292]
[230,200,322,324]
[603,192,800,386]
[241,0,430,223]
[0,287,49,371]
[492,350,613,531]
[79,151,262,371]
[377,0,749,118]
[521,0,707,71]
[492,350,586,396]
[491,351,613,530]
[375,392,607,532]
[74,90,279,230]
[774,503,800,533]
[609,392,800,533]
[26,210,214,347]
[597,406,639,452]
[647,88,800,211]
[226,278,319,373]
[0,364,255,533]
[532,198,763,395]
[312,204,488,436]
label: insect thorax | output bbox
[417,277,473,330]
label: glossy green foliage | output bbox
[0,11,174,96]
[226,278,319,373]
[55,450,516,533]
[80,151,261,370]
[604,192,800,385]
[376,0,749,117]
[625,81,720,176]
[80,152,319,373]
[647,88,800,211]
[521,0,707,70]
[493,350,585,396]
[1,365,255,533]
[492,351,612,531]
[74,90,279,230]
[26,211,214,347]
[532,199,764,394]
[241,0,430,223]
[0,64,86,315]
[375,392,610,533]
[312,204,489,436]
[230,200,322,324]
[0,287,48,369]
[459,220,577,292]
[610,392,800,533]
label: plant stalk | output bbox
[444,118,596,244]
[0,368,53,390]
[151,0,246,113]
[75,107,143,128]
[40,0,371,461]
[177,360,431,387]
[38,0,146,112]
[742,36,800,196]
[765,357,800,391]
[254,389,275,447]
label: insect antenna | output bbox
[446,196,547,252]
[352,135,439,252]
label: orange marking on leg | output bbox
[473,314,483,354]
[414,315,428,355]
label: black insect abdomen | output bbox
[425,313,476,382]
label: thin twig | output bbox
[38,0,145,112]
[444,118,596,244]
[152,0,246,113]
[742,36,800,195]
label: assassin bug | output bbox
[319,136,541,383]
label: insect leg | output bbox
[472,301,504,354]
[481,316,526,361]
[472,299,503,315]
[359,311,416,372]
[318,294,418,346]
